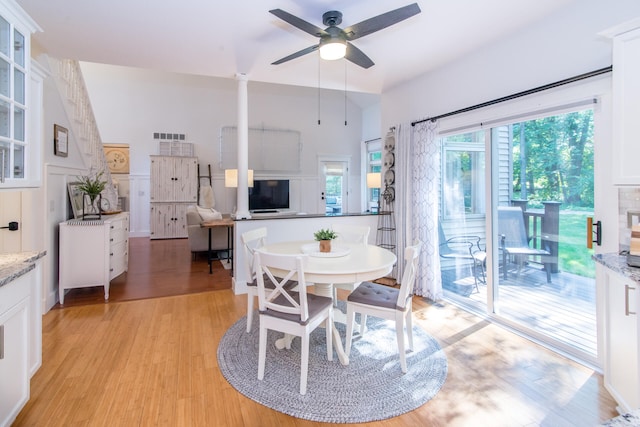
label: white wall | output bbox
[381,0,640,130]
[79,63,372,234]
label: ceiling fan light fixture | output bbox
[319,38,346,60]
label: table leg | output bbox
[208,228,212,274]
[315,283,349,365]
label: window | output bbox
[365,139,381,211]
[441,131,486,219]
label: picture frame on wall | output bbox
[54,124,68,157]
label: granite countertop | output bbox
[0,251,47,288]
[593,252,640,283]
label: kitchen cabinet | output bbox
[0,1,43,189]
[0,254,44,427]
[150,156,197,239]
[599,264,640,413]
[602,18,640,185]
[59,213,129,304]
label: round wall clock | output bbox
[104,145,130,174]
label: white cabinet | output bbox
[150,156,198,202]
[603,18,640,185]
[0,256,42,427]
[601,266,640,413]
[150,203,188,239]
[59,213,129,304]
[150,156,197,239]
[0,1,42,189]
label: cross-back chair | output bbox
[330,224,371,302]
[345,241,421,374]
[254,251,333,395]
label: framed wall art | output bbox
[54,124,68,157]
[103,143,130,174]
[67,181,84,219]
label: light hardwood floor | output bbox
[14,238,618,426]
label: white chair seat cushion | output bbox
[347,282,399,310]
[261,292,333,325]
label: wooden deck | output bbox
[442,262,597,360]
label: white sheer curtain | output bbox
[394,120,442,300]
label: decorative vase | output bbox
[319,240,331,253]
[82,193,102,220]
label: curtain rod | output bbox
[411,66,612,127]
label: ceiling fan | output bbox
[269,3,421,69]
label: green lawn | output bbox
[558,211,595,278]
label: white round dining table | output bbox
[257,240,397,365]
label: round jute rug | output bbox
[217,310,448,423]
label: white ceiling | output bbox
[17,0,574,95]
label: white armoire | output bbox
[149,156,198,239]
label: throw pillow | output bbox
[196,206,222,222]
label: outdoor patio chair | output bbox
[498,206,551,283]
[438,222,485,292]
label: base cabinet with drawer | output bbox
[59,213,129,304]
[599,264,640,413]
[0,255,44,427]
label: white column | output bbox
[235,73,251,219]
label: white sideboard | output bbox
[59,213,129,304]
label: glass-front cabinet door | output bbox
[0,2,41,187]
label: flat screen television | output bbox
[249,179,290,212]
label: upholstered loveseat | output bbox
[185,205,230,259]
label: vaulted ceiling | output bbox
[17,0,574,94]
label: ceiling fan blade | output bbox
[269,9,328,37]
[345,43,374,69]
[272,44,320,65]
[343,3,421,41]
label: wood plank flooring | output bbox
[14,238,619,426]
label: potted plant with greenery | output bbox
[76,171,107,219]
[314,228,338,253]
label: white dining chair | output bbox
[241,227,268,333]
[331,224,371,302]
[345,241,421,373]
[254,251,333,395]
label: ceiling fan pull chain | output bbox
[318,59,321,125]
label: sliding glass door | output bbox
[440,107,597,364]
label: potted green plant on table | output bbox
[76,171,107,219]
[314,228,338,253]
